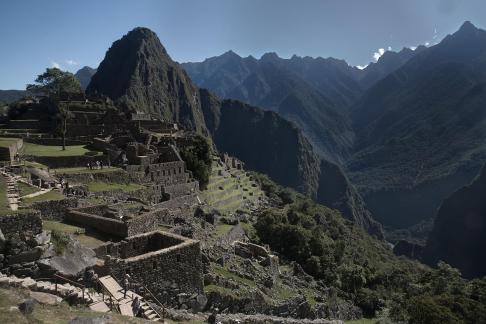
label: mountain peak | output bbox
[260,52,280,61]
[87,28,206,132]
[459,21,477,32]
[221,50,241,59]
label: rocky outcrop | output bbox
[87,27,207,133]
[75,66,97,90]
[423,164,486,278]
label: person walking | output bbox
[131,297,141,317]
[123,274,130,299]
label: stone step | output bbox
[147,313,159,320]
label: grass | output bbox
[22,190,64,205]
[17,182,40,197]
[0,176,11,215]
[0,287,147,323]
[53,166,122,174]
[87,181,143,193]
[43,220,107,249]
[210,263,256,288]
[215,224,234,238]
[345,320,378,324]
[0,137,19,148]
[23,143,100,157]
[204,284,239,299]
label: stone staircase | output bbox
[0,272,166,321]
[1,171,20,211]
[0,273,108,310]
[98,275,164,322]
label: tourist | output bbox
[131,297,141,317]
[123,274,130,298]
[96,160,100,169]
[100,160,104,169]
[86,162,90,170]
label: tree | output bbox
[27,68,82,98]
[27,68,82,150]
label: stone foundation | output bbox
[96,231,203,303]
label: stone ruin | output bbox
[95,231,203,304]
[222,152,244,170]
[125,143,199,202]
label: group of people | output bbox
[87,160,104,170]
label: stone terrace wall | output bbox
[28,155,110,168]
[30,198,78,220]
[54,170,133,184]
[0,211,42,238]
[65,209,127,238]
[163,181,198,199]
[65,205,159,238]
[99,231,203,301]
[94,231,183,259]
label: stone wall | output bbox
[65,209,127,237]
[126,160,188,185]
[98,231,203,301]
[30,198,78,220]
[28,154,110,168]
[163,181,198,199]
[0,211,42,238]
[65,205,159,238]
[54,170,133,184]
[126,211,159,237]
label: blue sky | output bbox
[1,0,486,89]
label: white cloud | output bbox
[373,48,386,61]
[388,46,392,51]
[65,59,78,66]
[51,61,61,69]
[425,42,430,46]
[356,64,368,70]
[410,46,417,51]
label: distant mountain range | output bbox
[182,45,423,163]
[0,90,27,104]
[348,21,486,227]
[182,21,486,231]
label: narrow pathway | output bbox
[1,171,19,211]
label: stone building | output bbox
[125,144,199,200]
[95,231,203,302]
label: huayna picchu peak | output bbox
[1,3,486,322]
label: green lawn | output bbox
[17,181,41,196]
[42,220,107,249]
[0,137,19,148]
[22,190,64,205]
[215,224,234,237]
[53,166,121,174]
[87,181,143,193]
[23,143,100,157]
